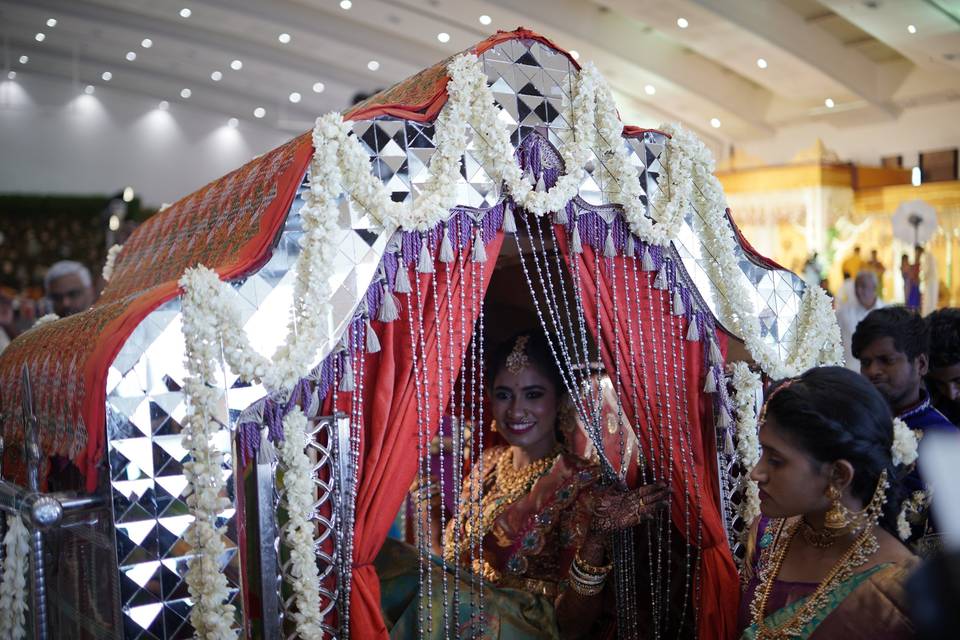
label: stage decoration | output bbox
[102,243,124,283]
[0,514,29,639]
[731,363,762,528]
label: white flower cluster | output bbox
[891,417,919,467]
[897,488,932,541]
[102,243,124,283]
[658,123,842,379]
[278,408,325,639]
[0,514,29,640]
[30,313,60,330]
[730,362,763,526]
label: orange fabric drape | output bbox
[564,239,740,640]
[334,232,505,638]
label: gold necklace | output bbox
[750,519,879,639]
[799,518,845,549]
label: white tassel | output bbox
[417,241,434,274]
[257,427,277,465]
[502,206,517,233]
[709,339,723,366]
[686,317,700,342]
[718,409,732,430]
[394,259,411,293]
[378,286,400,324]
[554,207,569,225]
[641,246,656,272]
[366,317,381,353]
[571,222,583,254]
[471,227,487,263]
[439,227,455,263]
[339,356,355,392]
[604,228,617,258]
[673,288,685,316]
[653,264,668,290]
[535,173,546,192]
[703,368,717,393]
[624,237,635,258]
[723,428,735,455]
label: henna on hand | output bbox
[589,482,670,533]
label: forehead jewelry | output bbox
[505,335,530,374]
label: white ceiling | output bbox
[2,0,959,145]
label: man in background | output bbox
[925,308,960,425]
[836,270,883,371]
[44,260,94,317]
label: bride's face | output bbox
[490,364,559,457]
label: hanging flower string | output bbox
[730,363,763,529]
[0,514,29,639]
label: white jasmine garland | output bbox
[896,509,911,541]
[891,417,919,467]
[0,514,30,640]
[102,243,123,283]
[730,362,763,525]
[278,408,325,639]
[31,313,60,330]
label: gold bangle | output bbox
[568,575,604,597]
[573,550,612,576]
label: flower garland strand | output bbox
[730,363,763,529]
[278,408,325,639]
[102,243,124,283]
[0,514,29,640]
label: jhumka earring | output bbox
[490,420,498,433]
[824,485,848,530]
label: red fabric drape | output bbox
[334,233,505,638]
[563,240,740,640]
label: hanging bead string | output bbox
[346,320,366,634]
[444,218,464,630]
[472,231,487,630]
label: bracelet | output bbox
[573,550,612,577]
[569,577,604,597]
[569,563,606,586]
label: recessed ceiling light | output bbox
[569,50,580,60]
[227,117,239,128]
[7,71,16,80]
[907,24,917,34]
[479,14,492,26]
[340,0,352,9]
[180,88,192,98]
[278,32,291,44]
[756,58,768,69]
[253,106,266,118]
[141,38,153,48]
[18,55,29,65]
[644,84,656,95]
[158,100,170,110]
[230,59,243,71]
[710,117,721,128]
[125,51,137,61]
[35,33,46,42]
[101,71,112,81]
[46,18,57,28]
[312,82,325,93]
[677,17,689,29]
[289,91,301,103]
[824,98,835,108]
[367,60,380,71]
[211,70,222,81]
[180,8,191,18]
[437,32,450,43]
[84,85,95,95]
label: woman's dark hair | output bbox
[486,329,565,394]
[763,366,905,534]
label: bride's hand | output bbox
[589,482,670,533]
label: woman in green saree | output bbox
[376,330,670,638]
[739,367,920,639]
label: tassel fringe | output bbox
[686,317,700,342]
[641,246,655,271]
[439,227,455,263]
[339,356,355,392]
[653,264,668,290]
[502,206,517,233]
[417,240,434,274]
[571,222,583,254]
[555,207,569,225]
[703,368,717,393]
[604,228,617,258]
[624,237,635,258]
[394,259,411,293]
[377,284,399,322]
[471,227,487,263]
[673,288,685,316]
[365,317,381,353]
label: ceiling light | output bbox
[125,51,137,61]
[18,55,29,65]
[101,71,112,81]
[677,17,689,29]
[569,50,580,60]
[278,32,291,44]
[756,57,768,69]
[824,98,835,108]
[367,60,380,71]
[312,82,325,93]
[211,70,222,81]
[46,18,57,28]
[253,106,266,118]
[907,24,917,34]
[912,166,921,186]
[7,71,16,80]
[437,32,450,43]
[179,8,191,18]
[710,117,721,128]
[158,100,170,110]
[122,187,134,202]
[230,59,243,70]
[35,33,46,42]
[289,91,301,103]
[141,38,153,48]
[340,0,352,8]
[227,117,239,128]
[644,84,656,95]
[180,88,192,98]
[479,14,492,26]
[84,84,95,95]
[109,215,120,231]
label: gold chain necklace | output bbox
[750,519,879,639]
[798,518,845,549]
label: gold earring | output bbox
[824,485,848,530]
[490,420,498,433]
